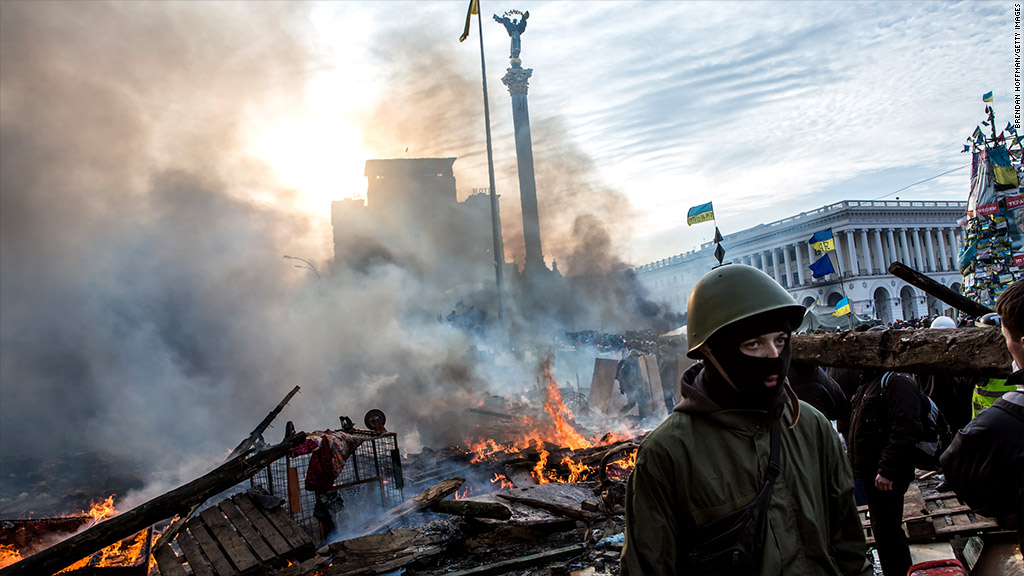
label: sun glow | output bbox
[251,112,371,213]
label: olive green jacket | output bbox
[621,367,871,576]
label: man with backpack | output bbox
[848,369,929,575]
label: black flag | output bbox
[713,227,723,244]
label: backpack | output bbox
[880,372,952,471]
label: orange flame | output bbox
[532,449,550,484]
[490,472,515,490]
[0,544,22,570]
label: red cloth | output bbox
[291,430,365,493]
[907,559,966,576]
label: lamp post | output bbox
[283,255,321,281]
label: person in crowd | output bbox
[788,363,849,423]
[940,280,1024,546]
[971,312,1017,417]
[847,364,924,575]
[917,316,976,433]
[621,264,870,576]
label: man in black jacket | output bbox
[940,280,1024,545]
[848,369,923,575]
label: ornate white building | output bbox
[634,200,967,325]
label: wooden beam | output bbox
[791,327,1011,377]
[443,543,588,576]
[0,433,305,576]
[360,477,465,535]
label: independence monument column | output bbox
[495,10,544,271]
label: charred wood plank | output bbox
[0,432,305,576]
[261,504,313,552]
[791,327,1010,377]
[218,499,276,563]
[175,530,216,576]
[495,493,599,523]
[198,506,259,573]
[889,262,993,318]
[152,543,189,576]
[444,543,588,576]
[430,499,512,520]
[231,494,292,556]
[360,477,465,535]
[189,521,236,576]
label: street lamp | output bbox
[283,255,321,281]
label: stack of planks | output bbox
[154,492,314,576]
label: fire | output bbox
[532,449,550,484]
[85,494,117,524]
[561,456,593,483]
[490,473,515,490]
[58,529,148,573]
[0,544,22,569]
[540,358,591,451]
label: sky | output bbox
[0,0,1016,506]
[282,0,1014,265]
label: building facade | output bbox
[634,200,967,325]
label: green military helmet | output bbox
[686,264,806,358]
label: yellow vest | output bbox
[972,378,1017,418]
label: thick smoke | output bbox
[0,2,674,516]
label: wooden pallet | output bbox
[154,493,315,576]
[858,488,1000,545]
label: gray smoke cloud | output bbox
[0,2,672,516]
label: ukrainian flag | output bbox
[686,202,714,226]
[832,297,851,317]
[983,91,994,103]
[809,228,835,252]
[459,0,480,42]
[972,126,983,141]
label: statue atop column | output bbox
[494,10,528,65]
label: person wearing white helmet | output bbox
[929,315,957,329]
[621,264,870,576]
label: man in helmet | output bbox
[621,264,870,576]
[940,280,1024,546]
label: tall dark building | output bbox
[332,158,502,307]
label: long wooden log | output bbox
[888,262,994,318]
[431,499,512,520]
[792,327,1010,377]
[0,433,306,576]
[360,477,465,535]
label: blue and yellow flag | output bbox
[808,253,835,278]
[459,0,480,42]
[832,297,851,317]
[972,126,984,141]
[809,228,835,252]
[686,202,714,226]
[983,91,994,103]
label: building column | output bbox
[794,243,805,285]
[886,229,898,264]
[845,229,858,274]
[924,228,937,272]
[771,249,782,285]
[936,228,948,272]
[913,229,926,271]
[873,229,886,273]
[899,228,912,264]
[860,228,873,275]
[782,245,793,288]
[806,243,818,280]
[947,229,959,266]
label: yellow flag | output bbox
[460,0,480,42]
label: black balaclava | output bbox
[700,309,794,411]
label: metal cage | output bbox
[249,427,404,544]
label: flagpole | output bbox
[826,228,855,330]
[474,2,508,341]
